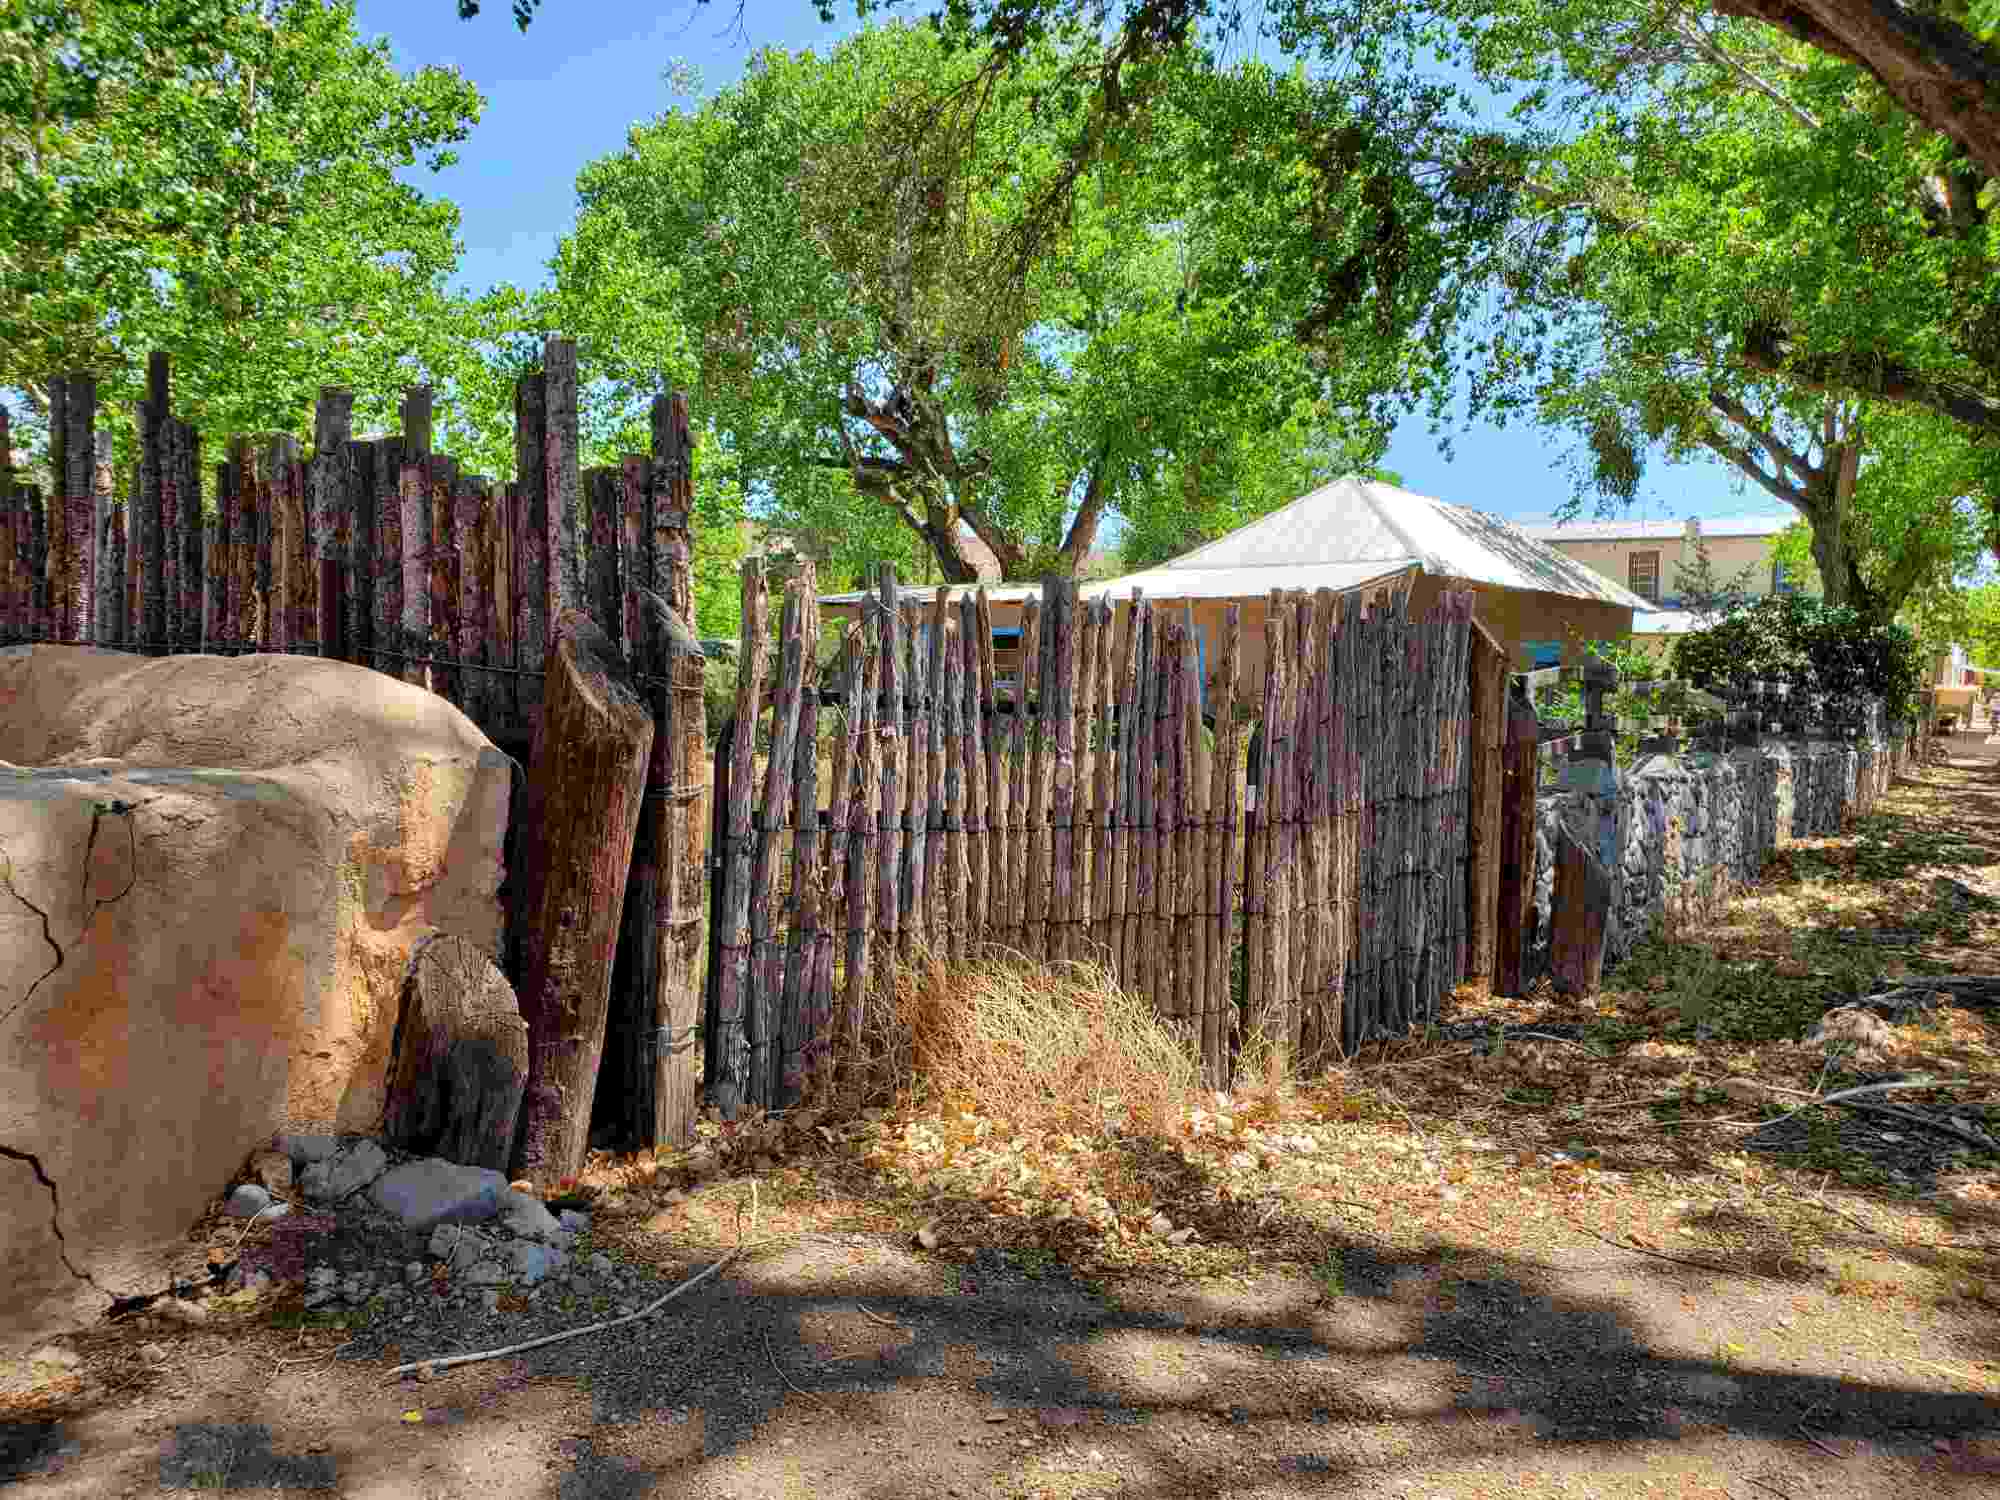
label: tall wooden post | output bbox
[1463,621,1507,985]
[599,393,706,1150]
[311,389,354,660]
[90,430,117,645]
[506,609,655,1186]
[1495,678,1541,996]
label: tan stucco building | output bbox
[821,476,1654,705]
[1518,514,1802,659]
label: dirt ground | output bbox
[5,730,1998,1499]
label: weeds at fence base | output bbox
[834,946,1209,1144]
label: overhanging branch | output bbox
[1737,324,2000,435]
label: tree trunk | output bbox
[379,934,528,1171]
[508,608,655,1186]
[1053,440,1117,574]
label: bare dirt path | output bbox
[5,744,1997,1499]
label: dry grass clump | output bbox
[876,946,1204,1142]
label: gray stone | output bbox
[277,1133,343,1168]
[298,1139,389,1204]
[557,1210,591,1233]
[427,1225,495,1274]
[481,1290,502,1313]
[404,1261,426,1286]
[223,1184,275,1219]
[587,1252,615,1277]
[496,1188,565,1244]
[464,1263,508,1288]
[368,1159,511,1230]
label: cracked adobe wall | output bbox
[0,645,507,1345]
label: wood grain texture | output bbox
[712,562,770,1119]
[381,934,527,1172]
[507,609,654,1184]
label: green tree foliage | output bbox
[470,0,2000,188]
[1,0,493,485]
[1671,592,1926,722]
[1414,2,2000,618]
[548,23,1488,584]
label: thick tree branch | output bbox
[1706,387,1818,485]
[1055,436,1118,573]
[1713,0,2000,179]
[1700,427,1814,513]
[1737,323,2000,434]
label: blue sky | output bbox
[355,0,1777,530]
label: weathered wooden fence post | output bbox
[1550,658,1618,995]
[1495,677,1541,996]
[0,403,16,643]
[507,609,655,1185]
[1464,620,1508,986]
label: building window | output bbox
[1628,550,1661,603]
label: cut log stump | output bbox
[508,607,655,1186]
[379,934,527,1171]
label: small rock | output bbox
[915,1222,942,1252]
[138,1342,171,1366]
[404,1261,426,1286]
[28,1344,80,1372]
[156,1297,208,1326]
[557,1210,592,1233]
[223,1183,274,1218]
[587,1252,616,1277]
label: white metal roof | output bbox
[1083,560,1415,602]
[1519,514,1794,543]
[820,476,1663,615]
[817,563,1414,611]
[1145,475,1657,612]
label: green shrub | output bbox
[1671,595,1924,725]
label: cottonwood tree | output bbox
[1434,4,2000,616]
[550,23,1479,582]
[1,0,489,472]
[465,0,2000,192]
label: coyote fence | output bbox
[0,342,707,1152]
[704,563,1479,1115]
